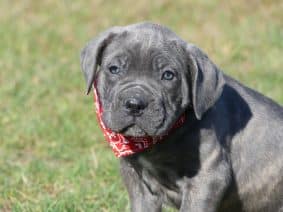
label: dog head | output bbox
[80,22,224,137]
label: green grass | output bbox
[0,0,282,211]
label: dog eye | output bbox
[161,70,175,80]
[109,65,120,74]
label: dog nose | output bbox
[125,97,147,115]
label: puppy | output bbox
[80,22,283,212]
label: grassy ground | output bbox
[0,0,282,211]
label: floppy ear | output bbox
[186,44,225,120]
[80,27,124,94]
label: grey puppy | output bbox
[80,22,283,212]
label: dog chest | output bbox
[137,155,184,207]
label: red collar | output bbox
[93,84,186,157]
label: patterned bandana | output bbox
[93,84,186,157]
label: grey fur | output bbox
[80,22,283,212]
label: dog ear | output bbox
[80,27,124,94]
[185,44,224,120]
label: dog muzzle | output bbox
[93,84,186,157]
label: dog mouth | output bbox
[116,111,167,137]
[105,116,166,137]
[120,124,148,137]
[114,114,168,137]
[101,98,167,137]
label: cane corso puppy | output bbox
[80,22,283,212]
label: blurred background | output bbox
[0,0,282,211]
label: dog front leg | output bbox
[120,158,162,212]
[180,158,231,212]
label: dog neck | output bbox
[93,84,186,157]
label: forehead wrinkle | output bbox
[130,28,164,50]
[144,31,163,52]
[102,49,128,66]
[142,31,155,52]
[117,33,183,72]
